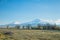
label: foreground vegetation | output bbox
[0,29,60,40]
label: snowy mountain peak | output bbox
[1,19,60,26]
[9,21,20,25]
[31,19,40,23]
[14,21,20,24]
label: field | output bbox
[0,29,60,40]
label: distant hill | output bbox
[0,19,60,27]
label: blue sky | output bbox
[0,0,60,25]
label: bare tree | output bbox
[15,25,20,29]
[26,24,31,29]
[6,25,9,29]
[22,26,25,29]
[37,24,41,29]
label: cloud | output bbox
[40,19,54,23]
[41,19,60,25]
[55,19,60,25]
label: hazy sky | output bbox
[0,0,60,25]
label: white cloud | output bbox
[55,19,60,25]
[40,19,60,25]
[40,19,54,23]
[14,19,60,25]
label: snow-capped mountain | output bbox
[7,19,55,27]
[20,19,41,26]
[0,19,60,27]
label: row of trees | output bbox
[5,23,60,30]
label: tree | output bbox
[37,24,41,29]
[45,23,51,30]
[26,24,31,29]
[22,26,25,29]
[6,25,9,29]
[42,24,46,30]
[51,23,56,30]
[15,25,20,29]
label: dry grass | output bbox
[0,29,60,40]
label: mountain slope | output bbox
[0,19,58,27]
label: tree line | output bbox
[4,23,60,30]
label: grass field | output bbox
[0,29,60,40]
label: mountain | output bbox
[0,19,46,27]
[20,19,41,26]
[20,19,51,26]
[0,19,57,27]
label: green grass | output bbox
[0,29,60,40]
